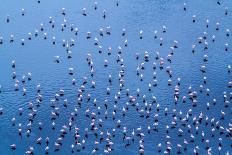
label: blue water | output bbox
[0,0,231,154]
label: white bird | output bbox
[21,8,25,16]
[192,15,196,22]
[82,8,87,16]
[94,2,98,10]
[10,144,16,150]
[69,68,74,75]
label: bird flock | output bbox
[0,0,231,155]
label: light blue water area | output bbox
[0,0,231,155]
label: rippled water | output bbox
[0,0,231,155]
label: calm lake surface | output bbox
[0,0,231,155]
